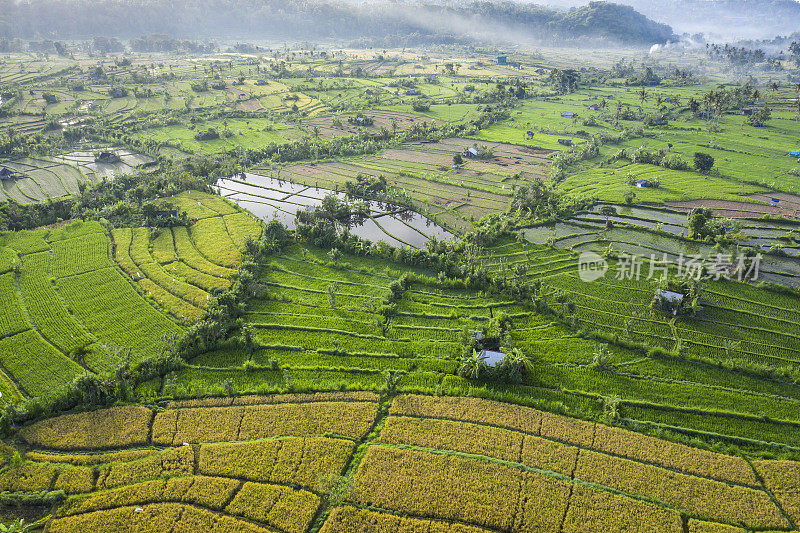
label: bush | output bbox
[194,128,220,141]
[411,99,431,112]
[694,152,714,173]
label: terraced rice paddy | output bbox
[0,149,154,204]
[300,109,442,138]
[1,393,798,532]
[128,240,800,452]
[520,205,800,285]
[252,137,548,232]
[216,172,454,248]
[5,45,800,532]
[482,235,800,376]
[0,191,259,399]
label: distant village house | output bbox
[95,152,120,164]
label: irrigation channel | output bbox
[215,172,455,248]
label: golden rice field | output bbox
[1,392,797,532]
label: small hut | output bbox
[480,350,506,368]
[652,289,684,316]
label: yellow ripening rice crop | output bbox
[320,506,496,532]
[687,520,746,533]
[377,415,580,477]
[20,405,153,450]
[753,459,800,525]
[95,447,194,490]
[198,436,354,490]
[0,462,60,492]
[52,466,95,494]
[592,423,759,487]
[388,394,543,434]
[352,445,571,532]
[225,481,320,533]
[48,502,272,533]
[573,449,787,529]
[152,400,378,445]
[26,449,161,466]
[562,484,683,533]
[378,415,525,463]
[57,476,240,517]
[165,390,379,409]
[389,394,597,448]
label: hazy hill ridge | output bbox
[1,0,674,45]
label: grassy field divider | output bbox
[385,410,760,489]
[307,392,392,533]
[744,457,799,531]
[357,442,693,530]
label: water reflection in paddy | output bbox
[216,172,454,248]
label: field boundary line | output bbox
[55,500,283,533]
[369,442,723,527]
[745,457,798,531]
[383,413,762,489]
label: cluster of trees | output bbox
[548,69,580,94]
[509,177,591,222]
[706,43,771,66]
[0,129,62,160]
[194,128,220,141]
[613,146,690,171]
[689,85,766,125]
[687,206,742,243]
[625,66,661,87]
[0,160,217,231]
[130,34,217,54]
[347,113,374,126]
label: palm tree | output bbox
[458,350,488,379]
[702,90,714,124]
[328,247,342,267]
[497,348,532,383]
[591,345,615,371]
[614,100,623,127]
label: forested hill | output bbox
[624,0,800,40]
[545,0,800,41]
[1,0,674,46]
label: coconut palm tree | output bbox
[496,348,532,383]
[458,350,488,379]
